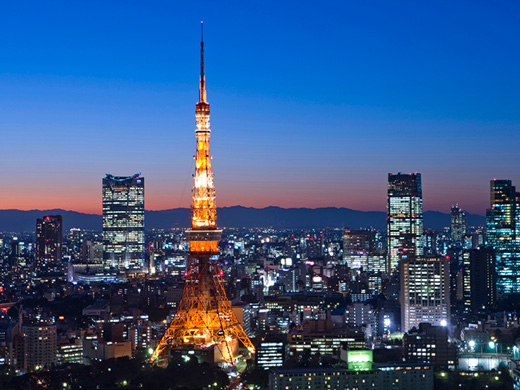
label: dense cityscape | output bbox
[1,2,519,390]
[1,174,519,390]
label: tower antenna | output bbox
[200,21,206,103]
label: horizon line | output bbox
[0,206,486,216]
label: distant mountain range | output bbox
[0,206,485,232]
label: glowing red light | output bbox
[219,271,224,276]
[1,308,7,312]
[184,272,188,277]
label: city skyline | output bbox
[1,1,519,215]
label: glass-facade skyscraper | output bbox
[102,174,145,271]
[486,179,520,294]
[387,173,424,273]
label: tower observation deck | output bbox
[151,24,255,369]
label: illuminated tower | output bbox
[151,24,254,367]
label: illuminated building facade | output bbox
[102,174,145,271]
[270,359,433,390]
[256,338,286,370]
[36,215,63,268]
[57,338,83,364]
[404,323,456,368]
[343,230,375,270]
[68,228,82,262]
[151,25,254,368]
[486,179,520,294]
[387,173,424,273]
[400,256,450,332]
[287,331,366,358]
[23,324,57,371]
[450,205,466,247]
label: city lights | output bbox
[0,6,518,390]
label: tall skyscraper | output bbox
[450,205,467,247]
[387,173,424,273]
[102,174,145,271]
[400,256,450,332]
[36,215,63,267]
[486,179,520,294]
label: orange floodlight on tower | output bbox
[151,23,255,368]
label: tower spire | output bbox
[199,21,206,103]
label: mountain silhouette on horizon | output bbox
[0,206,485,232]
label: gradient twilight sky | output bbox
[0,1,519,215]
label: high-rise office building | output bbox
[400,256,450,332]
[450,205,467,247]
[36,215,63,267]
[486,179,520,294]
[68,228,82,261]
[102,174,145,270]
[462,247,496,311]
[387,173,424,273]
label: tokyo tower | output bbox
[151,24,255,368]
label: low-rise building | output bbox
[270,351,433,390]
[57,337,83,364]
[403,323,456,368]
[256,337,286,370]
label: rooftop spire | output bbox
[199,21,206,103]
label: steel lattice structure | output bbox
[151,24,255,367]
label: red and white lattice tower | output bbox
[151,23,255,368]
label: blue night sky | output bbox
[0,1,519,214]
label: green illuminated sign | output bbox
[347,350,373,371]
